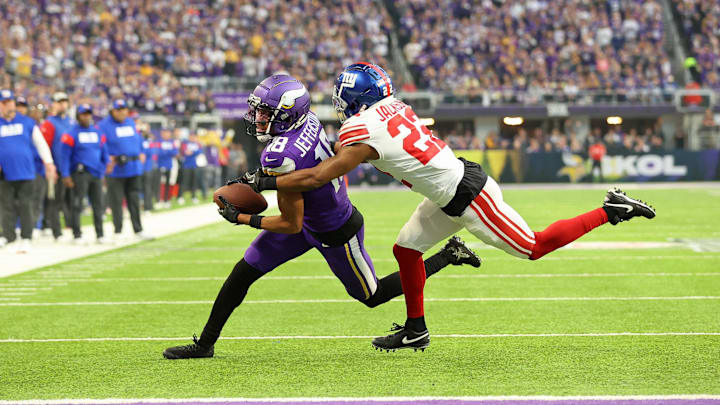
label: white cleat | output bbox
[71,237,87,246]
[135,231,155,241]
[16,239,32,254]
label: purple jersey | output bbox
[260,112,352,233]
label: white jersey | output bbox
[338,96,464,207]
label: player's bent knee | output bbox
[393,243,423,259]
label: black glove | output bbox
[217,196,242,224]
[239,168,276,193]
[225,177,243,186]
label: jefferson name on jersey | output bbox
[260,112,351,233]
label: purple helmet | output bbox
[244,74,310,140]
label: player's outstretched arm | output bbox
[236,190,304,234]
[273,144,378,192]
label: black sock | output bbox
[424,250,451,277]
[405,316,426,332]
[602,206,620,220]
[362,252,451,308]
[197,259,264,348]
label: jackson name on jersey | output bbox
[337,96,464,207]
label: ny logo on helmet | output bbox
[338,72,358,97]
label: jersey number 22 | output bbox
[387,107,446,165]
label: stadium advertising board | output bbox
[212,92,250,119]
[346,150,720,185]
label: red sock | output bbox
[393,244,426,318]
[530,207,608,260]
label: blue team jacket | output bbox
[142,138,158,172]
[58,123,109,179]
[0,113,39,181]
[180,140,203,169]
[98,116,143,178]
[157,139,178,169]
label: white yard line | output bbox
[3,395,720,405]
[1,296,719,307]
[4,272,720,284]
[0,194,277,279]
[2,332,719,344]
[468,241,687,250]
[31,255,713,266]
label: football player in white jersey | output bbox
[241,62,656,352]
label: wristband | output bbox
[259,176,277,191]
[249,215,264,229]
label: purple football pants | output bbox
[244,225,378,301]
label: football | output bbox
[213,183,268,214]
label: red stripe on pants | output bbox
[393,244,425,318]
[468,202,530,257]
[473,195,535,254]
[480,190,534,240]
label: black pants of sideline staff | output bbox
[107,175,143,234]
[45,181,70,239]
[0,179,34,242]
[69,171,105,239]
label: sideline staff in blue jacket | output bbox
[0,90,56,251]
[98,99,150,240]
[58,104,109,243]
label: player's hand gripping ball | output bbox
[227,168,270,193]
[213,182,268,216]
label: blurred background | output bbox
[2,0,720,183]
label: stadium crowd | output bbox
[2,0,690,107]
[435,119,674,154]
[0,0,394,112]
[672,0,720,89]
[0,91,236,254]
[393,0,676,102]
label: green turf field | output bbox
[1,187,719,400]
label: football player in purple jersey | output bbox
[163,75,481,359]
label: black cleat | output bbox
[441,236,482,267]
[371,323,430,351]
[163,335,214,359]
[603,187,656,225]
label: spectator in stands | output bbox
[0,89,56,252]
[702,108,717,128]
[588,136,607,183]
[650,134,666,152]
[484,131,499,150]
[674,128,688,149]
